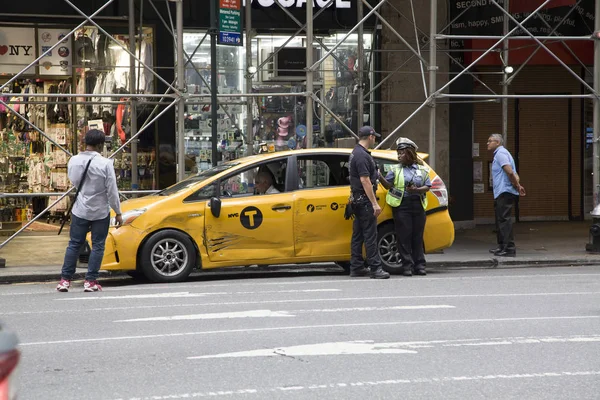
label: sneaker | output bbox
[350,267,370,277]
[83,280,102,292]
[56,278,71,292]
[370,268,390,279]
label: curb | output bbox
[0,258,597,284]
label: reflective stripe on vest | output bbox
[385,165,429,209]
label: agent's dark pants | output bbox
[494,192,518,252]
[393,197,426,273]
[350,201,383,272]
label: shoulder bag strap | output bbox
[58,156,96,235]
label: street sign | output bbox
[218,0,242,46]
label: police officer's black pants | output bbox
[494,192,517,251]
[393,197,426,273]
[350,201,383,272]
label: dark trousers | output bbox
[350,201,382,272]
[494,192,517,251]
[393,197,426,272]
[61,214,110,281]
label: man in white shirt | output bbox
[255,171,280,195]
[57,129,123,293]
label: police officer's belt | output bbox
[388,187,403,199]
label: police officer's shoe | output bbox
[403,269,413,277]
[489,247,502,254]
[371,268,390,279]
[414,269,427,276]
[494,249,516,257]
[350,267,370,277]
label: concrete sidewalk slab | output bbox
[0,221,597,284]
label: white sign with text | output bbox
[0,27,36,75]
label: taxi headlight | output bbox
[111,209,146,227]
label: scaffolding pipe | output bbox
[0,191,159,198]
[129,0,139,191]
[502,0,509,143]
[428,0,437,169]
[594,0,600,209]
[357,0,364,129]
[176,0,185,180]
[439,93,595,99]
[245,2,254,156]
[210,0,219,167]
[306,0,314,147]
[436,35,593,41]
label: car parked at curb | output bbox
[85,148,454,282]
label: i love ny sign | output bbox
[0,27,36,75]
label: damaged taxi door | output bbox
[204,160,295,264]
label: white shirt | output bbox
[266,185,280,194]
[68,151,122,221]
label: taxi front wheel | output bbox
[140,230,196,283]
[377,224,403,274]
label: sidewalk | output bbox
[0,221,598,283]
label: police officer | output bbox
[348,126,390,279]
[380,138,431,276]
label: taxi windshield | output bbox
[157,162,239,196]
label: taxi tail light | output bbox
[430,176,448,206]
[0,349,19,400]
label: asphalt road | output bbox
[1,265,600,400]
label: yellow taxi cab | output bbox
[90,148,454,282]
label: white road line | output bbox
[114,305,455,323]
[54,288,341,301]
[2,292,598,316]
[112,370,600,399]
[115,309,295,322]
[3,272,600,297]
[189,335,600,359]
[19,315,600,346]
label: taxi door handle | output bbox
[272,204,292,211]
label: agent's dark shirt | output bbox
[349,144,377,193]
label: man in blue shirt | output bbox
[487,133,526,257]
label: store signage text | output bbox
[0,45,33,56]
[243,0,352,8]
[219,0,243,46]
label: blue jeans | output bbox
[61,214,110,281]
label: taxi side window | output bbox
[184,183,217,203]
[220,159,287,197]
[297,155,349,189]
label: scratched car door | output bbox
[204,160,295,264]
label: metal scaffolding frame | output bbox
[0,0,598,259]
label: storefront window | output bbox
[0,24,156,224]
[181,31,373,174]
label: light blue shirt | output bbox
[492,146,519,199]
[68,151,122,221]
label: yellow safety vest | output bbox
[385,164,429,209]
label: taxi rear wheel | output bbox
[140,230,196,283]
[377,224,403,274]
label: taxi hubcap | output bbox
[379,232,401,267]
[151,239,188,276]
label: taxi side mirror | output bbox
[209,197,222,218]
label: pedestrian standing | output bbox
[379,138,431,276]
[487,133,526,257]
[347,126,390,279]
[56,129,123,293]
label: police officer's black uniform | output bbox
[348,126,390,279]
